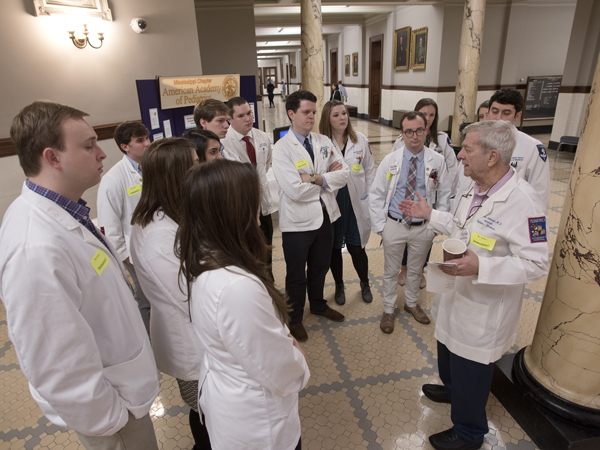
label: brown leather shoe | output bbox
[404,304,430,324]
[289,323,308,342]
[380,312,395,334]
[311,307,345,322]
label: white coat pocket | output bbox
[451,293,489,338]
[265,388,296,419]
[102,341,158,417]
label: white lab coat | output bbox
[192,267,310,450]
[130,211,203,381]
[428,170,549,364]
[369,145,451,234]
[273,130,350,232]
[511,126,550,211]
[331,132,375,247]
[223,126,275,216]
[97,155,143,261]
[0,184,159,436]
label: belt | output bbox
[387,212,426,227]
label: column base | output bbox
[491,349,600,450]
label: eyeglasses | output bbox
[403,128,426,138]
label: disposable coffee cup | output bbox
[442,239,467,261]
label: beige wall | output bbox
[0,0,202,220]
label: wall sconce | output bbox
[68,24,104,49]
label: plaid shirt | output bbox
[26,179,108,247]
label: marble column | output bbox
[450,0,486,146]
[520,56,600,423]
[300,0,324,132]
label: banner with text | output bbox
[158,74,240,110]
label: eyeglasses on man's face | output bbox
[403,128,426,138]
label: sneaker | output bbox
[360,281,373,303]
[397,269,407,286]
[404,304,430,324]
[334,283,346,305]
[289,323,308,342]
[311,307,345,322]
[380,312,395,334]
[420,274,427,289]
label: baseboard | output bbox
[357,113,370,120]
[522,125,553,134]
[378,117,393,127]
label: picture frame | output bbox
[33,0,112,21]
[344,55,351,77]
[352,52,359,77]
[410,27,428,70]
[393,26,411,71]
[290,65,296,79]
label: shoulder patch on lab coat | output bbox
[537,144,548,162]
[528,217,547,243]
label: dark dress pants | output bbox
[259,213,274,280]
[437,341,494,444]
[282,210,333,325]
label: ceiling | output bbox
[194,0,573,61]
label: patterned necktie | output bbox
[404,156,417,227]
[304,138,314,163]
[242,136,257,166]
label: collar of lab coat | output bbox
[20,183,118,253]
[467,167,519,219]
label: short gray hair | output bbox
[462,120,515,165]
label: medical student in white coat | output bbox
[399,121,549,450]
[0,101,159,449]
[182,128,224,163]
[392,98,458,287]
[223,97,276,278]
[177,160,310,450]
[319,100,375,305]
[369,111,451,330]
[487,89,550,211]
[193,98,236,159]
[97,121,151,333]
[130,138,212,449]
[273,90,350,342]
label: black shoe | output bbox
[289,323,308,342]
[311,307,345,322]
[360,281,372,303]
[429,429,483,450]
[334,283,346,305]
[422,384,451,403]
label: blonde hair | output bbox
[319,100,358,144]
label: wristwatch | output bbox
[310,173,316,184]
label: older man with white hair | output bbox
[399,120,549,450]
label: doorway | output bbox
[330,49,338,88]
[263,67,277,95]
[368,35,383,121]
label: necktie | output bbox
[242,136,257,166]
[304,138,314,163]
[404,156,417,227]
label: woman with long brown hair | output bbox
[177,159,310,450]
[319,100,375,305]
[129,137,211,450]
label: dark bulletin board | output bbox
[521,76,562,125]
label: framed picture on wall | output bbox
[290,65,296,78]
[410,27,428,70]
[33,0,112,20]
[352,52,359,76]
[393,26,411,71]
[344,55,351,77]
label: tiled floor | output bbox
[0,99,575,449]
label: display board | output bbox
[135,75,257,142]
[521,76,562,123]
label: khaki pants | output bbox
[382,218,434,313]
[76,413,159,450]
